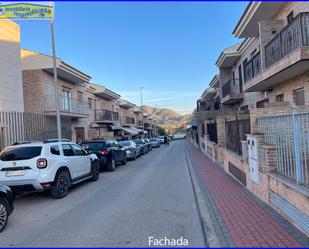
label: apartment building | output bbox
[193,2,309,236]
[21,48,91,142]
[0,20,24,111]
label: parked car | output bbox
[144,139,152,151]
[149,138,160,148]
[158,136,165,144]
[0,184,14,233]
[0,141,99,199]
[81,140,126,171]
[118,140,139,160]
[134,139,147,155]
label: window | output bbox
[276,94,284,102]
[62,144,74,156]
[71,144,87,156]
[50,145,60,155]
[293,87,305,105]
[88,98,93,109]
[250,49,257,58]
[0,147,42,161]
[77,91,83,103]
[240,105,248,111]
[256,99,269,108]
[238,65,243,93]
[62,89,71,112]
[287,11,294,24]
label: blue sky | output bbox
[17,1,247,114]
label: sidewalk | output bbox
[185,142,309,248]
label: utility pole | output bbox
[140,87,144,138]
[50,19,62,140]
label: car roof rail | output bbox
[43,139,72,144]
[12,141,34,146]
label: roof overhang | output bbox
[201,88,217,100]
[21,49,91,84]
[133,108,142,114]
[209,75,220,88]
[91,83,120,100]
[233,2,286,38]
[216,53,241,68]
[118,100,136,109]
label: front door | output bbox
[75,127,85,144]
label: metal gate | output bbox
[258,111,309,186]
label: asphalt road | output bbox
[0,140,205,247]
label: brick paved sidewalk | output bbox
[185,142,309,248]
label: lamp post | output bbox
[140,87,144,138]
[50,19,62,140]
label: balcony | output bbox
[120,116,135,126]
[245,12,309,92]
[221,79,243,105]
[94,110,119,123]
[136,120,143,128]
[244,52,261,83]
[44,95,89,117]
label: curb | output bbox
[184,150,221,248]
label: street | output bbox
[0,141,206,247]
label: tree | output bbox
[157,126,166,136]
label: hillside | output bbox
[143,105,191,133]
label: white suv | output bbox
[0,141,99,198]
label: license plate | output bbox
[6,170,26,177]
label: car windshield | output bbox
[81,142,106,151]
[0,146,42,161]
[119,141,131,146]
[134,140,143,145]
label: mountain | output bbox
[143,105,191,133]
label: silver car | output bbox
[150,138,160,148]
[118,140,140,160]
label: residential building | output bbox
[87,83,120,140]
[21,48,91,142]
[192,2,309,236]
[0,20,24,111]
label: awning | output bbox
[110,125,122,130]
[121,127,138,136]
[130,127,144,134]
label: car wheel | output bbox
[107,158,116,172]
[90,160,100,181]
[0,197,9,233]
[50,170,70,199]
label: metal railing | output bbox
[258,111,309,186]
[265,12,309,68]
[244,52,261,83]
[95,110,119,122]
[44,95,89,116]
[222,79,240,98]
[120,116,135,125]
[0,111,72,149]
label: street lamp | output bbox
[140,87,144,138]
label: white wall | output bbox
[0,20,24,111]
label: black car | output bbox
[81,140,126,171]
[0,184,14,233]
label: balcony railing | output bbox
[222,79,241,98]
[265,12,309,68]
[244,52,261,83]
[95,110,119,122]
[120,116,135,125]
[44,95,89,116]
